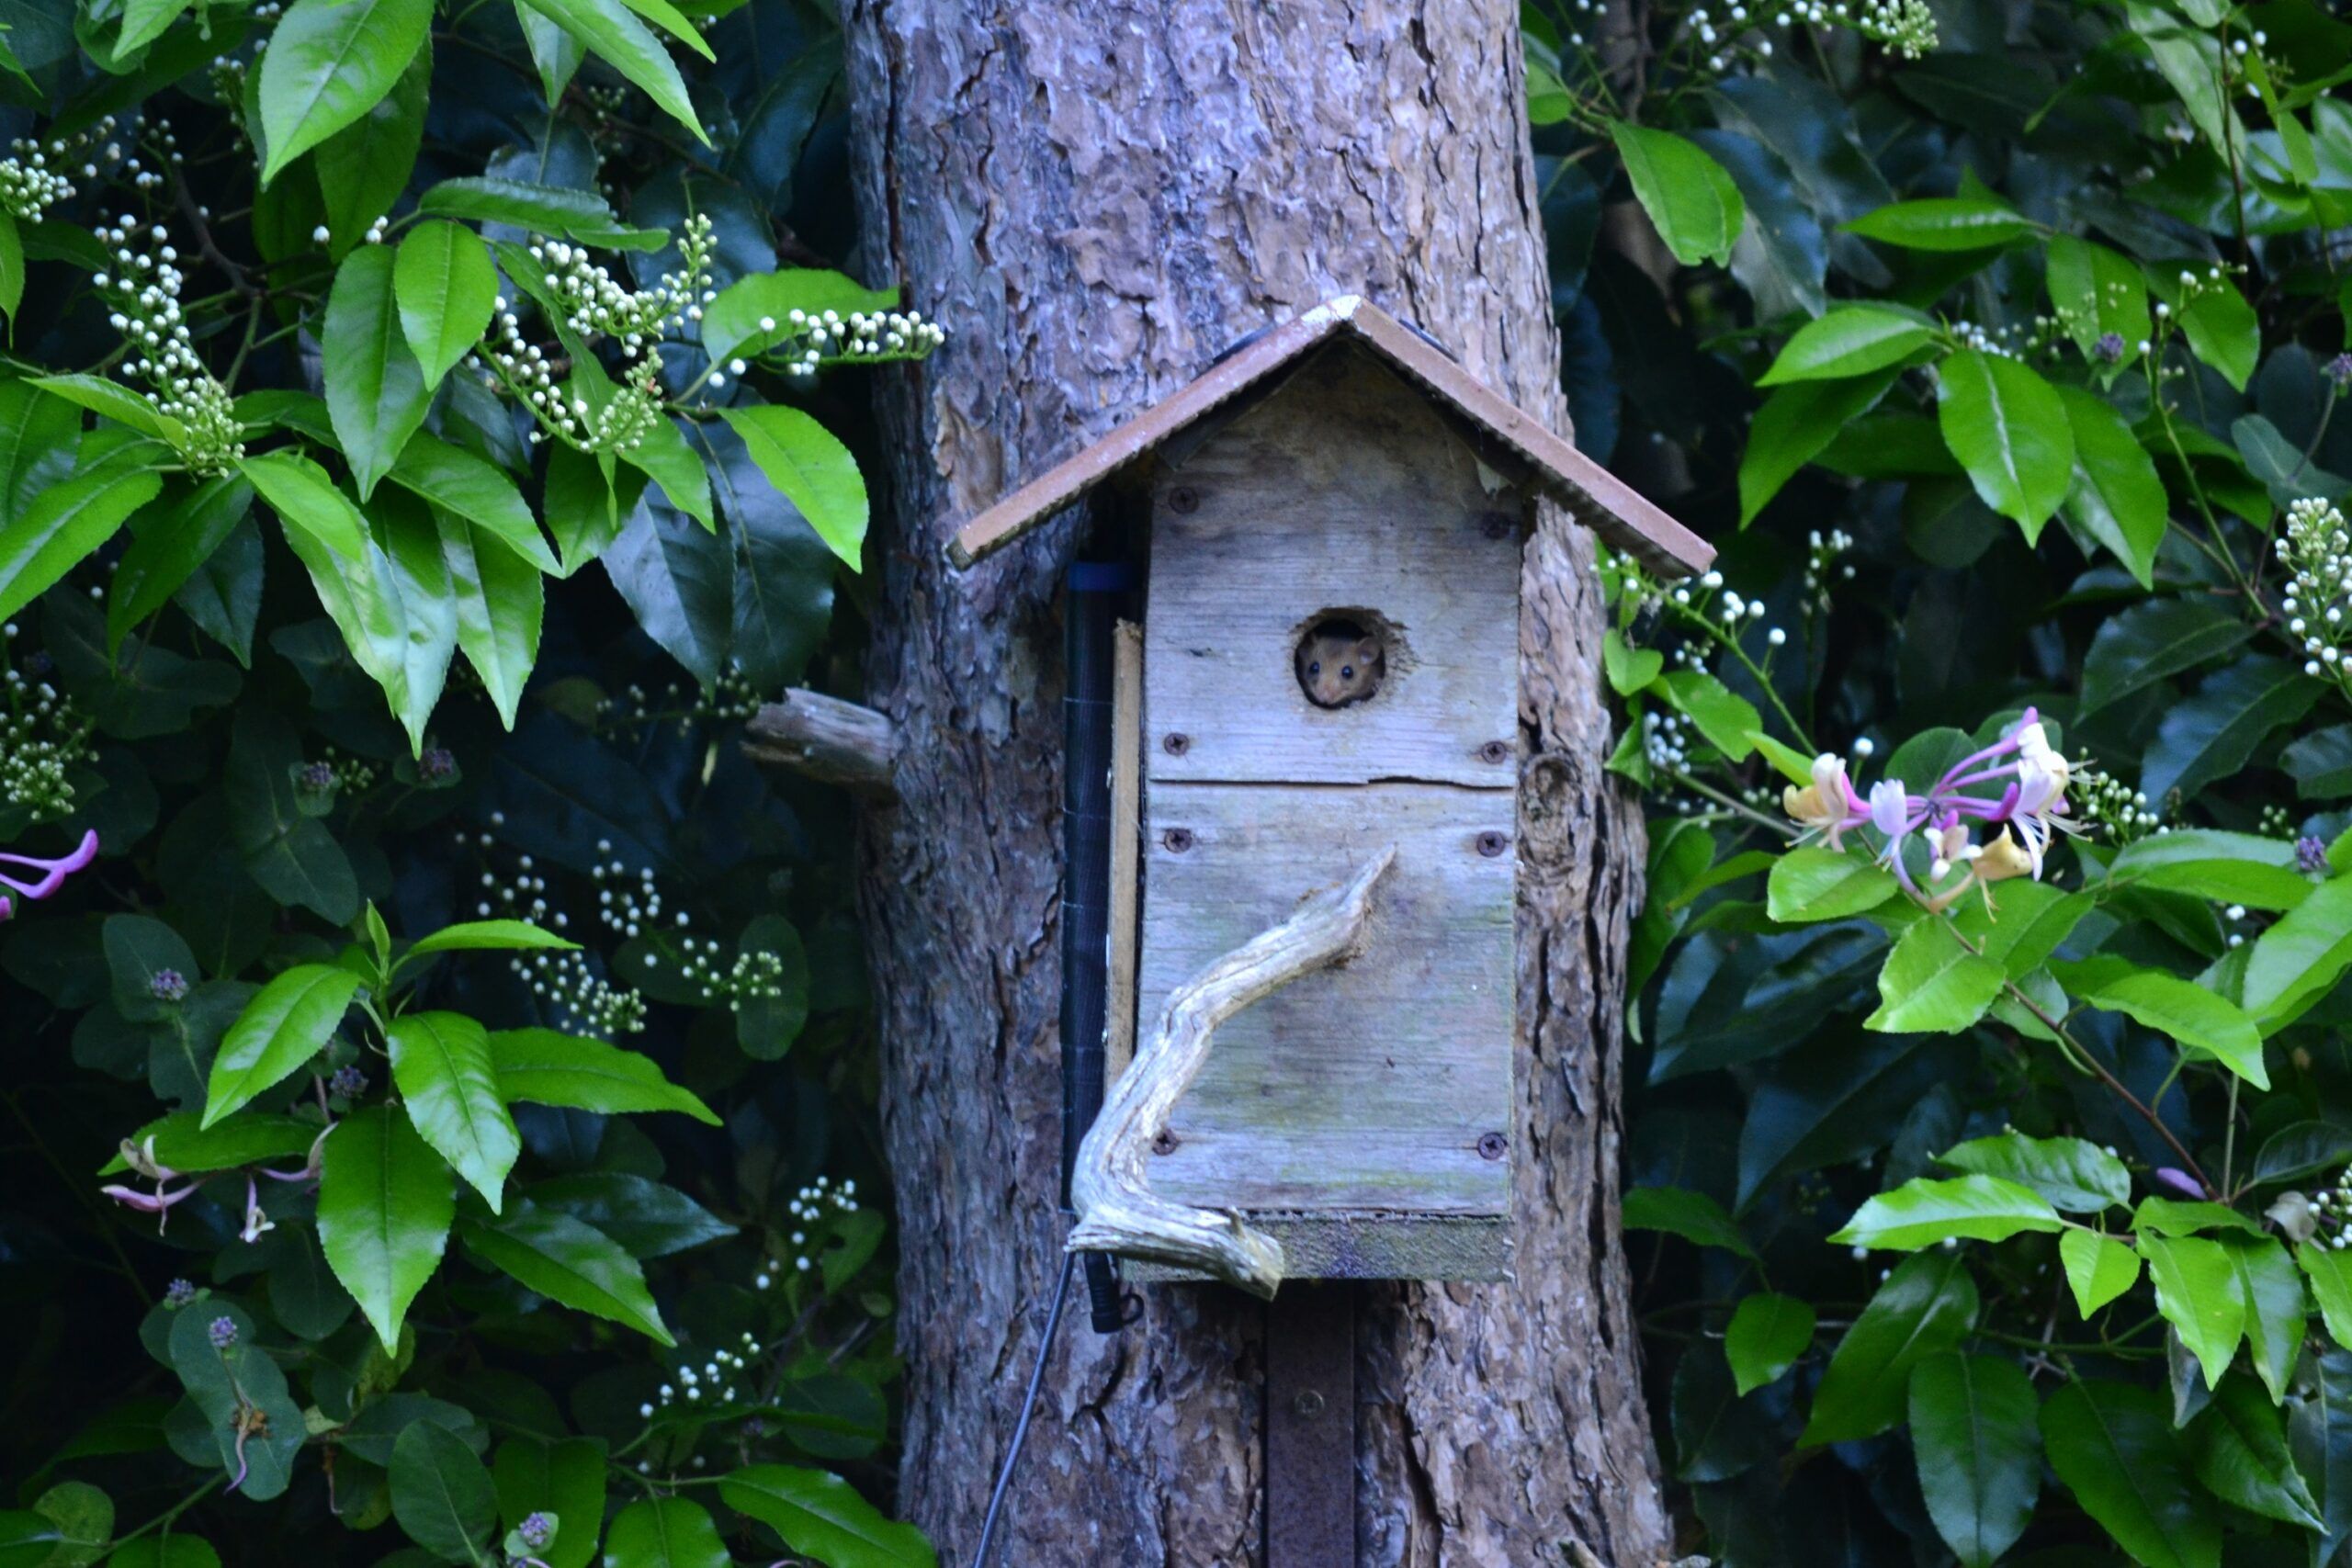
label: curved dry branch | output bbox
[1067,845,1397,1297]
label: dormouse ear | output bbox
[1355,637,1381,663]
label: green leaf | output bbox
[1908,1352,2039,1568]
[1724,1293,1815,1396]
[319,1103,454,1348]
[2142,656,2323,805]
[1766,846,1896,923]
[432,503,543,729]
[255,0,432,182]
[720,405,868,570]
[2061,1229,2143,1318]
[1621,1185,1758,1260]
[2188,1374,2324,1529]
[1865,917,2004,1033]
[199,964,359,1127]
[618,415,713,530]
[2244,878,2352,1032]
[2302,1244,2352,1348]
[2040,1380,2220,1568]
[2142,1234,2245,1388]
[107,473,256,658]
[2169,271,2260,393]
[1609,122,1744,267]
[386,437,559,572]
[393,221,501,394]
[2135,1197,2258,1236]
[1936,349,2075,534]
[401,919,576,966]
[414,176,669,251]
[1757,303,1933,385]
[461,1200,673,1344]
[323,243,431,501]
[116,0,190,54]
[1737,370,1899,525]
[1830,1175,2064,1251]
[514,0,583,104]
[2224,1235,2304,1403]
[312,39,429,250]
[719,1465,938,1568]
[2057,386,2169,588]
[1802,1252,1977,1446]
[388,1011,520,1211]
[2046,234,2151,368]
[1844,197,2036,251]
[169,1303,306,1502]
[95,1111,318,1175]
[0,466,163,623]
[527,1172,732,1259]
[1657,669,1759,761]
[2105,830,2315,913]
[505,0,706,144]
[489,1029,719,1124]
[390,1422,498,1565]
[2285,724,2352,800]
[238,449,367,558]
[2071,966,2267,1089]
[1939,1131,2129,1213]
[492,1438,605,1568]
[699,269,900,367]
[32,373,189,447]
[599,1498,727,1568]
[2077,599,2254,719]
[28,1483,107,1568]
[1601,628,1662,696]
[107,1540,222,1568]
[226,706,359,920]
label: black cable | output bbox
[967,1249,1077,1568]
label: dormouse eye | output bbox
[1307,661,1321,675]
[1340,666,1354,679]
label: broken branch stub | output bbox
[1067,846,1398,1297]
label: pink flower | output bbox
[0,829,99,921]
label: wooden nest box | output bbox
[952,298,1713,1293]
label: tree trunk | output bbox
[837,5,1670,1562]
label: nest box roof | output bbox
[946,296,1713,579]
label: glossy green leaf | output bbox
[414,176,668,251]
[107,473,256,657]
[2046,234,2150,368]
[2284,724,2352,800]
[1909,1352,2039,1568]
[199,964,358,1127]
[2057,385,2169,588]
[489,1028,718,1124]
[2041,1380,2219,1568]
[0,466,163,622]
[2141,1234,2245,1388]
[2223,1235,2303,1403]
[721,404,867,570]
[2061,1229,2142,1318]
[503,0,706,144]
[1829,1175,2063,1251]
[599,1498,726,1568]
[1724,1293,1814,1396]
[1621,1185,1758,1261]
[1657,670,1759,761]
[394,220,500,391]
[313,40,429,249]
[1936,349,2074,534]
[95,1111,318,1176]
[617,416,713,530]
[2244,878,2352,1032]
[1766,847,1896,923]
[319,1104,455,1348]
[431,504,543,730]
[1610,122,1744,267]
[1864,917,2004,1033]
[527,1172,732,1259]
[1737,370,1899,525]
[255,0,432,182]
[323,244,430,501]
[720,1464,938,1568]
[169,1303,306,1502]
[401,919,576,965]
[239,449,368,559]
[1757,304,1932,385]
[492,1438,605,1568]
[2077,599,2254,719]
[2188,1374,2324,1529]
[461,1201,673,1344]
[2141,657,2322,807]
[390,1422,498,1565]
[388,1011,520,1211]
[699,269,899,367]
[1844,197,2035,251]
[1939,1131,2129,1213]
[1801,1252,1977,1446]
[32,373,189,447]
[2073,967,2267,1089]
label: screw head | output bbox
[1151,1129,1179,1156]
[1169,485,1200,514]
[1162,732,1191,756]
[1162,827,1195,853]
[1292,1389,1326,1418]
[1476,830,1510,858]
[1477,739,1511,765]
[1480,511,1516,541]
[1477,1131,1508,1161]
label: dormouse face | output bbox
[1297,632,1385,709]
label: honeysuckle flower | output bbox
[2154,1167,2203,1199]
[1783,752,1863,848]
[0,827,98,919]
[240,1174,274,1244]
[2268,1190,2319,1243]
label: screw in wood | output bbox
[1480,511,1515,541]
[1162,732,1191,756]
[1476,830,1509,858]
[1169,485,1200,513]
[1151,1129,1179,1156]
[1292,1390,1326,1418]
[1162,827,1195,853]
[1477,1132,1508,1160]
[1477,739,1511,764]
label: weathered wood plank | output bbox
[1137,783,1514,1222]
[1144,347,1522,789]
[1129,1215,1511,1283]
[1106,620,1144,1083]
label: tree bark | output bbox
[838,5,1669,1562]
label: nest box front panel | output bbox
[1135,346,1521,1280]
